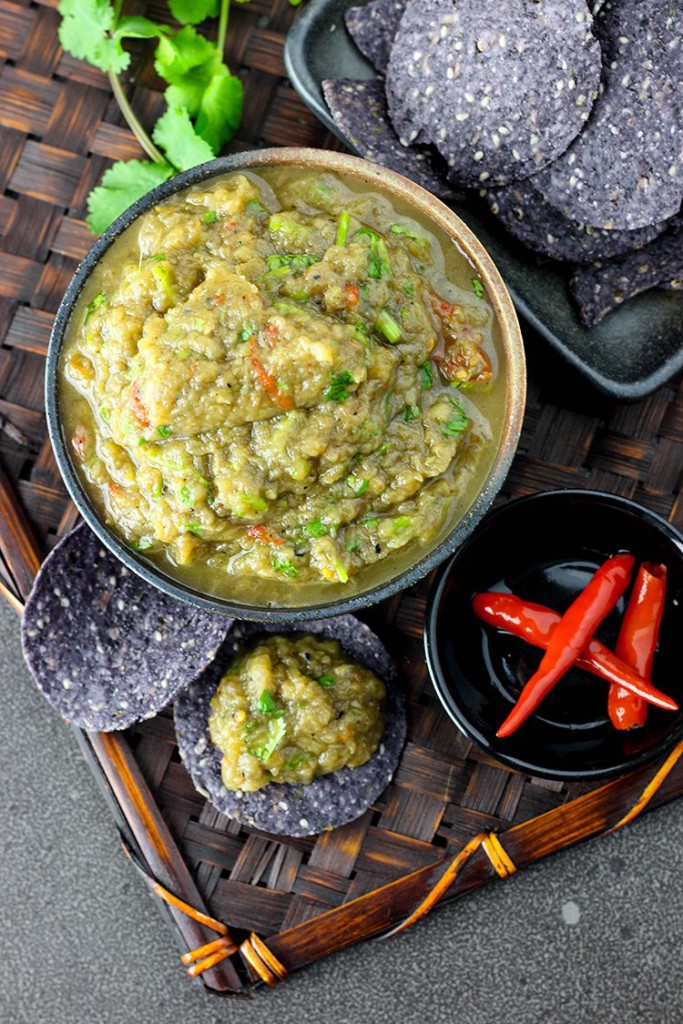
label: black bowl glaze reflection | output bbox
[424,490,683,781]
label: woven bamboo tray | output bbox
[2,0,683,997]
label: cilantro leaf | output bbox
[155,26,219,116]
[57,0,129,73]
[265,252,317,272]
[115,16,170,41]
[168,0,221,25]
[84,292,106,323]
[86,160,173,234]
[249,717,286,762]
[155,25,217,77]
[285,753,309,770]
[152,107,214,171]
[346,475,369,495]
[390,223,430,252]
[441,398,470,437]
[258,690,284,718]
[419,359,433,390]
[325,370,354,403]
[195,65,244,151]
[305,520,328,537]
[272,557,300,578]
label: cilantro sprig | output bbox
[57,0,255,234]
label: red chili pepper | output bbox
[248,339,294,411]
[344,284,360,309]
[472,592,677,713]
[431,296,454,318]
[608,562,668,730]
[495,553,635,738]
[246,524,284,546]
[129,382,150,428]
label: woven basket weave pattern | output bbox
[1,0,682,992]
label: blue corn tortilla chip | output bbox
[530,0,683,230]
[174,614,406,837]
[569,223,683,325]
[485,179,669,264]
[345,0,407,74]
[21,523,231,732]
[385,0,601,188]
[322,77,461,199]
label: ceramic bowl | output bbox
[46,147,525,621]
[424,489,683,781]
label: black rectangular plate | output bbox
[284,0,683,400]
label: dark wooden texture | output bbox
[1,0,683,998]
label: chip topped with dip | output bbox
[174,614,406,836]
[208,632,387,793]
[20,525,405,835]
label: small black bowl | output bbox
[424,489,683,781]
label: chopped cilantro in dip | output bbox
[325,370,355,403]
[60,168,497,599]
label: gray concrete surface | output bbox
[2,596,682,1024]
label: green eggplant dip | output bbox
[60,167,502,603]
[208,634,386,792]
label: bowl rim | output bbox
[46,146,526,622]
[424,487,683,781]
